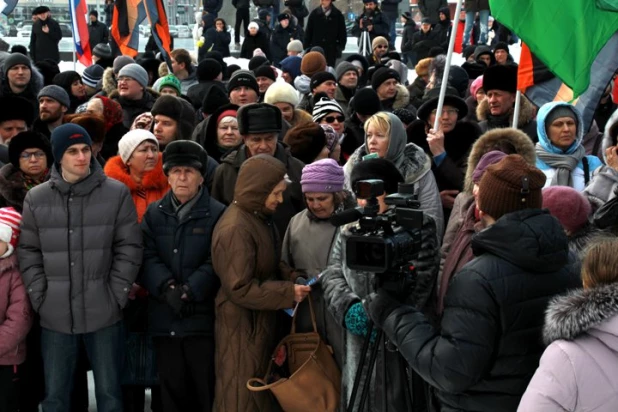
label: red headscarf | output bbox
[94,96,124,132]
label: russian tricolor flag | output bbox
[69,0,92,66]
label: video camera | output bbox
[330,179,423,274]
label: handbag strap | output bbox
[247,378,283,392]
[290,293,318,334]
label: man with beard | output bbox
[29,6,62,64]
[351,0,390,45]
[0,54,43,117]
[32,85,70,139]
[334,62,359,115]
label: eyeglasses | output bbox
[20,151,46,160]
[323,115,345,123]
[117,76,136,83]
[431,108,459,116]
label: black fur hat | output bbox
[483,64,518,94]
[237,103,282,135]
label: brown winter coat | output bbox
[0,164,50,212]
[439,128,537,284]
[211,155,296,412]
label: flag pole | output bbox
[512,90,521,129]
[432,0,464,132]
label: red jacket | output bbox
[0,254,33,365]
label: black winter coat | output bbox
[232,0,250,8]
[141,188,225,337]
[203,0,223,14]
[88,20,109,50]
[202,27,231,58]
[411,30,440,61]
[401,20,418,53]
[29,18,62,63]
[240,32,271,60]
[270,23,302,66]
[304,5,347,67]
[377,210,582,412]
[351,9,390,43]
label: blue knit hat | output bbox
[51,123,92,164]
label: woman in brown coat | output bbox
[211,154,311,412]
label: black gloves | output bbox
[363,289,400,328]
[163,285,184,317]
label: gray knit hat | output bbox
[118,63,149,88]
[38,85,70,108]
[287,39,303,53]
[113,55,135,75]
[3,53,31,74]
[335,61,358,82]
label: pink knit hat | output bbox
[301,158,344,193]
[542,186,591,234]
[472,150,507,184]
[470,75,484,100]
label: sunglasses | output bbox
[324,115,345,123]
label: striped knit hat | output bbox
[312,97,344,123]
[0,207,21,257]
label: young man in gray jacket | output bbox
[18,123,143,412]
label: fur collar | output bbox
[476,94,536,125]
[601,109,618,162]
[463,127,536,193]
[103,153,168,192]
[543,283,618,344]
[102,67,117,97]
[393,84,411,110]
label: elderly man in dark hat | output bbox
[477,64,538,141]
[211,103,305,235]
[29,6,62,63]
[407,88,482,215]
[141,140,225,412]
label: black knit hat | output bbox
[8,131,52,169]
[197,58,222,82]
[283,123,326,165]
[350,158,404,195]
[0,96,35,125]
[151,95,196,140]
[310,72,336,91]
[227,70,259,95]
[493,41,510,53]
[483,64,517,93]
[202,85,230,115]
[277,13,290,22]
[254,65,276,82]
[371,66,400,90]
[202,51,228,79]
[248,55,270,71]
[163,140,209,176]
[237,103,282,135]
[352,88,382,116]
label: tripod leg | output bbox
[399,353,413,411]
[382,336,388,412]
[358,328,383,411]
[347,321,375,412]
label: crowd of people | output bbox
[0,0,618,411]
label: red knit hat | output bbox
[542,186,591,234]
[0,207,21,257]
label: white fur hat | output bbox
[118,129,159,164]
[264,82,300,107]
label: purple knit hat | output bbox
[472,150,508,184]
[320,124,339,152]
[301,158,344,193]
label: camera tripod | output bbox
[358,29,372,59]
[347,319,414,412]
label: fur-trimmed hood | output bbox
[543,283,618,345]
[463,127,536,193]
[476,93,536,126]
[101,66,117,97]
[601,108,618,163]
[393,84,411,110]
[103,153,168,193]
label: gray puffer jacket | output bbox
[19,161,143,334]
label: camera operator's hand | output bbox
[440,189,460,209]
[367,24,373,32]
[363,290,399,328]
[294,285,311,303]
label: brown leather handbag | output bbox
[247,295,341,412]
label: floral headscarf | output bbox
[94,96,124,132]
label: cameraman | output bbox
[322,158,440,411]
[363,155,582,411]
[351,0,391,49]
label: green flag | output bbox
[489,0,618,96]
[598,0,618,12]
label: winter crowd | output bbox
[1,0,618,411]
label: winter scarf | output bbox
[22,169,49,191]
[535,143,586,187]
